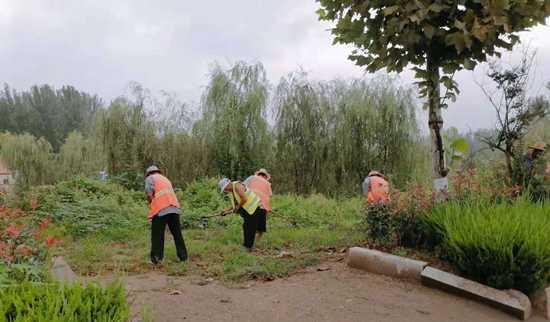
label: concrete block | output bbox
[347,247,428,280]
[421,267,532,320]
[531,287,550,320]
[51,256,78,284]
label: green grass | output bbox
[64,215,362,282]
[423,197,550,294]
[0,281,129,321]
[27,177,363,282]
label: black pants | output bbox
[239,208,259,249]
[256,208,267,233]
[151,213,188,264]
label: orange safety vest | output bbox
[148,174,180,219]
[246,175,272,211]
[367,176,390,204]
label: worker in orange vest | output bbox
[145,165,188,265]
[244,168,273,240]
[362,171,390,204]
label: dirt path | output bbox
[115,262,545,322]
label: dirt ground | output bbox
[109,261,546,322]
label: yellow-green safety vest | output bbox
[231,182,260,215]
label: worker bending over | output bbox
[218,178,262,252]
[145,166,188,265]
[362,171,390,204]
[244,168,272,240]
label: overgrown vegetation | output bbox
[3,177,363,282]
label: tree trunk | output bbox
[427,54,448,200]
[504,150,513,181]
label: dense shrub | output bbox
[423,198,550,294]
[0,281,129,321]
[363,204,396,246]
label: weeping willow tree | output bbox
[330,78,422,191]
[155,132,211,187]
[194,62,271,179]
[97,98,157,176]
[273,73,423,195]
[58,131,105,180]
[272,71,332,194]
[0,132,56,188]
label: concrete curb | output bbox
[347,247,428,280]
[531,286,550,320]
[51,256,78,284]
[421,267,532,320]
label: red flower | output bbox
[0,241,7,257]
[30,198,38,210]
[45,236,58,248]
[39,218,51,232]
[33,230,42,241]
[6,223,26,240]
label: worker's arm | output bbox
[362,177,370,197]
[235,182,248,206]
[145,176,155,203]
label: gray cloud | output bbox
[1,0,549,131]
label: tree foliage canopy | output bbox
[317,0,550,102]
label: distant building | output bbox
[0,159,15,193]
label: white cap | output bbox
[218,178,231,193]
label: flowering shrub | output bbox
[0,207,57,284]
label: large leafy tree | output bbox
[316,0,550,193]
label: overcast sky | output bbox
[1,0,549,131]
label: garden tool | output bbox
[199,209,235,228]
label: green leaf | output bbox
[383,6,399,16]
[424,24,436,39]
[452,154,464,161]
[463,59,476,70]
[441,76,454,89]
[450,138,469,153]
[428,3,444,12]
[445,32,466,53]
[316,8,327,19]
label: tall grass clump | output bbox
[0,281,129,321]
[424,197,550,294]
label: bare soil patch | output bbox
[103,261,546,322]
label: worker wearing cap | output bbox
[244,169,273,240]
[145,165,188,264]
[515,143,547,186]
[362,171,390,204]
[218,178,262,252]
